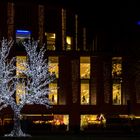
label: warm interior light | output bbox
[66,36,71,45]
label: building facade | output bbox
[0,0,140,133]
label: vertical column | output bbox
[90,57,97,105]
[92,39,95,52]
[94,35,98,52]
[61,8,66,50]
[75,14,78,50]
[83,27,86,51]
[96,57,105,113]
[7,2,14,40]
[71,59,80,104]
[38,5,44,45]
[103,58,112,104]
[122,57,130,105]
[58,56,69,105]
[69,58,80,132]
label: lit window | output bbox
[81,83,89,105]
[80,115,106,130]
[48,56,59,78]
[112,84,121,105]
[53,115,69,130]
[27,114,69,131]
[112,57,122,78]
[112,57,122,105]
[66,36,72,50]
[45,32,56,50]
[16,56,27,78]
[16,29,31,43]
[16,82,25,104]
[80,57,90,79]
[49,83,58,105]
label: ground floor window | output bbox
[31,114,69,131]
[80,114,106,130]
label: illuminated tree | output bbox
[0,39,55,137]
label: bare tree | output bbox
[0,39,55,137]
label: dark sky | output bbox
[17,0,140,30]
[16,0,140,36]
[44,0,140,32]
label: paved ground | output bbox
[1,133,140,140]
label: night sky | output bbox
[15,0,140,43]
[44,0,140,29]
[16,0,140,32]
[47,0,140,39]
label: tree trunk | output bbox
[4,112,30,137]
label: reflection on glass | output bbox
[16,56,27,78]
[80,57,90,79]
[49,83,57,105]
[112,83,121,105]
[45,32,56,50]
[81,83,89,105]
[48,56,59,78]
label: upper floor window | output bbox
[48,56,59,78]
[66,36,72,50]
[45,33,56,51]
[16,56,27,78]
[80,57,90,105]
[81,83,90,105]
[48,56,59,105]
[49,83,58,105]
[112,57,122,105]
[112,83,121,105]
[16,82,25,104]
[16,30,31,43]
[112,57,122,78]
[80,57,90,79]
